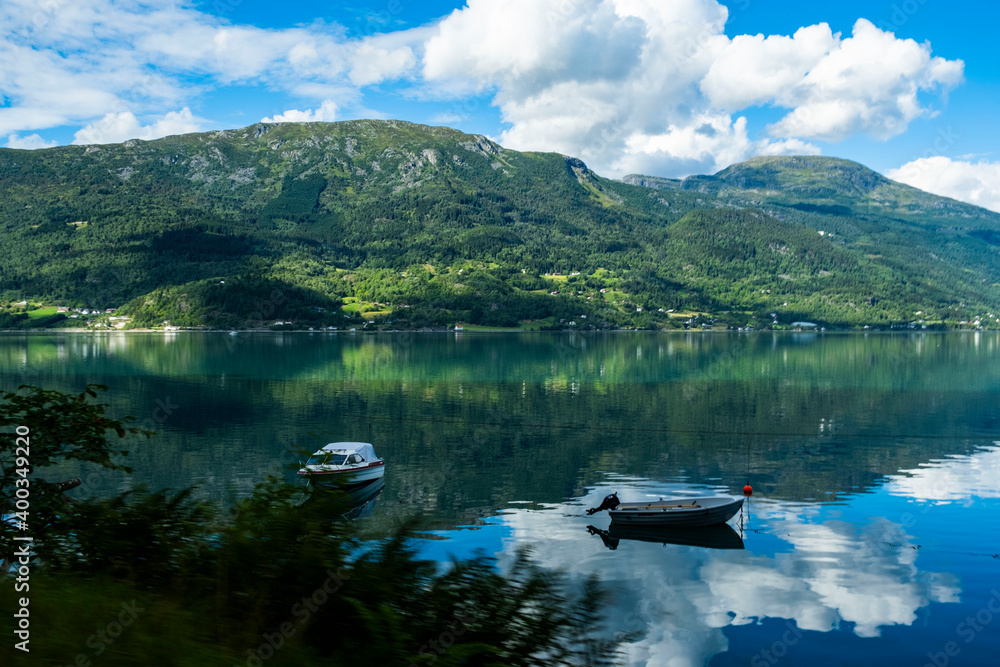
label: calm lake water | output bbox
[3,331,999,666]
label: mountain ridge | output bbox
[2,119,999,330]
[623,155,988,217]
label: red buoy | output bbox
[743,484,753,497]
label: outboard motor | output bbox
[52,477,83,507]
[55,478,82,492]
[586,525,620,550]
[586,492,620,515]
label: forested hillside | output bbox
[2,120,999,329]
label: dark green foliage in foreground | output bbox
[4,121,1000,328]
[41,486,211,586]
[0,385,152,560]
[3,484,624,667]
[0,386,625,666]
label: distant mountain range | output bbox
[1,120,999,329]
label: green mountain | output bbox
[2,121,999,329]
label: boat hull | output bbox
[299,461,385,486]
[608,496,743,527]
[607,523,744,549]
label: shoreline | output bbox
[0,327,990,335]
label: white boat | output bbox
[297,442,385,485]
[589,493,743,527]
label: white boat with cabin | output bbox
[297,442,385,485]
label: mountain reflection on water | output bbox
[2,331,999,665]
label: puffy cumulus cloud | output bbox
[0,0,967,173]
[261,100,339,124]
[887,157,1000,213]
[701,20,963,143]
[700,24,838,110]
[764,20,964,142]
[614,113,821,176]
[5,132,58,149]
[421,1,963,176]
[424,0,650,92]
[423,0,729,175]
[72,108,202,145]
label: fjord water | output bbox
[3,331,999,665]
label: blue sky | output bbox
[2,0,998,209]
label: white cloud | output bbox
[0,0,968,176]
[136,23,351,83]
[701,20,963,143]
[758,138,823,157]
[424,0,650,87]
[887,157,1000,213]
[701,24,839,110]
[420,2,963,176]
[764,20,963,142]
[349,43,417,86]
[615,112,822,176]
[0,0,406,142]
[261,100,339,124]
[5,132,58,149]
[72,108,202,145]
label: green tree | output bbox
[0,384,152,569]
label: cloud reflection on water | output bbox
[494,477,967,666]
[884,444,1000,503]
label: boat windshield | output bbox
[306,453,348,466]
